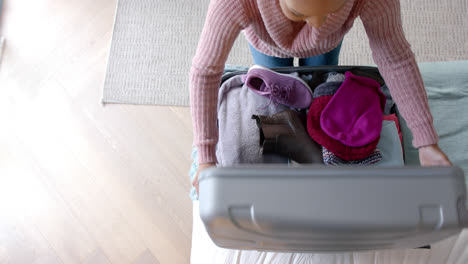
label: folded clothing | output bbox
[325,72,347,82]
[383,113,403,153]
[216,73,290,166]
[323,147,382,165]
[373,120,405,166]
[313,81,342,97]
[307,75,381,161]
[322,119,404,166]
[320,71,386,147]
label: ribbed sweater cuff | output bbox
[411,122,439,148]
[197,144,218,164]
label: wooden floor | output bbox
[0,0,194,263]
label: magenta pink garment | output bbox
[320,71,386,147]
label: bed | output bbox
[190,60,468,264]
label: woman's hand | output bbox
[418,144,452,166]
[192,162,216,196]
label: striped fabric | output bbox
[323,147,383,165]
[190,0,438,164]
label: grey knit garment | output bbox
[312,72,345,98]
[216,74,289,166]
[313,82,342,98]
[325,72,346,82]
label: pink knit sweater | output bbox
[190,0,438,164]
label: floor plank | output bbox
[0,0,194,263]
[133,249,161,264]
[83,248,112,264]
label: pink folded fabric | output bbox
[320,71,386,147]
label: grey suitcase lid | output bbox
[199,165,468,252]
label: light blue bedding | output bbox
[397,60,468,205]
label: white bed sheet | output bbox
[191,201,468,264]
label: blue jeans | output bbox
[248,41,343,67]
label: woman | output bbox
[189,0,451,198]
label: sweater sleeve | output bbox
[189,0,247,164]
[360,0,438,148]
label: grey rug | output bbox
[102,0,468,106]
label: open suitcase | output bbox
[198,66,468,252]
